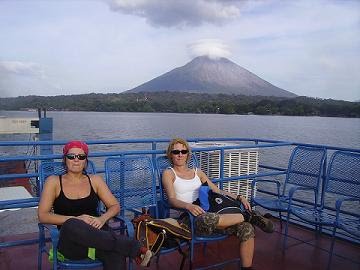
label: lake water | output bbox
[1,111,359,149]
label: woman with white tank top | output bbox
[162,138,274,270]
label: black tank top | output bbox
[53,174,99,218]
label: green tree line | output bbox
[0,92,359,117]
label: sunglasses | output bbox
[65,154,87,160]
[171,149,189,155]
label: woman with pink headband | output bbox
[38,140,152,269]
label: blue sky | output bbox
[0,0,359,101]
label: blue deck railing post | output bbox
[38,112,53,157]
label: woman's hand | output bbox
[77,214,106,229]
[89,216,106,229]
[186,203,205,216]
[238,196,251,211]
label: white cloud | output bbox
[0,61,45,78]
[0,61,60,97]
[108,0,241,27]
[188,39,231,59]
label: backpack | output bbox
[132,214,191,269]
[199,184,244,214]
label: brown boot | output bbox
[249,211,274,233]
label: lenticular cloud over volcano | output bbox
[188,39,231,60]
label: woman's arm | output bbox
[38,175,74,225]
[162,169,205,216]
[91,175,120,229]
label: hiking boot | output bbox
[249,211,274,233]
[135,246,153,267]
[264,212,273,219]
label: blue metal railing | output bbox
[1,137,359,249]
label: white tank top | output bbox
[171,167,202,203]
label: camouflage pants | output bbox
[180,212,255,242]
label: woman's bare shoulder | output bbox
[196,168,210,183]
[195,167,205,175]
[42,175,60,191]
[88,174,107,187]
[162,168,175,180]
[45,175,59,184]
[87,174,104,184]
[163,168,174,175]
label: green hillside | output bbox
[0,92,359,117]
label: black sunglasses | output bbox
[171,150,189,155]
[65,154,87,160]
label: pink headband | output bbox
[63,140,89,155]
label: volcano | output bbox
[127,56,296,97]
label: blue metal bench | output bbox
[286,150,360,269]
[251,145,327,231]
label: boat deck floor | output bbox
[1,218,359,270]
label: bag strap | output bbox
[147,219,191,240]
[136,218,189,270]
[136,220,165,256]
[135,221,147,247]
[149,230,165,256]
